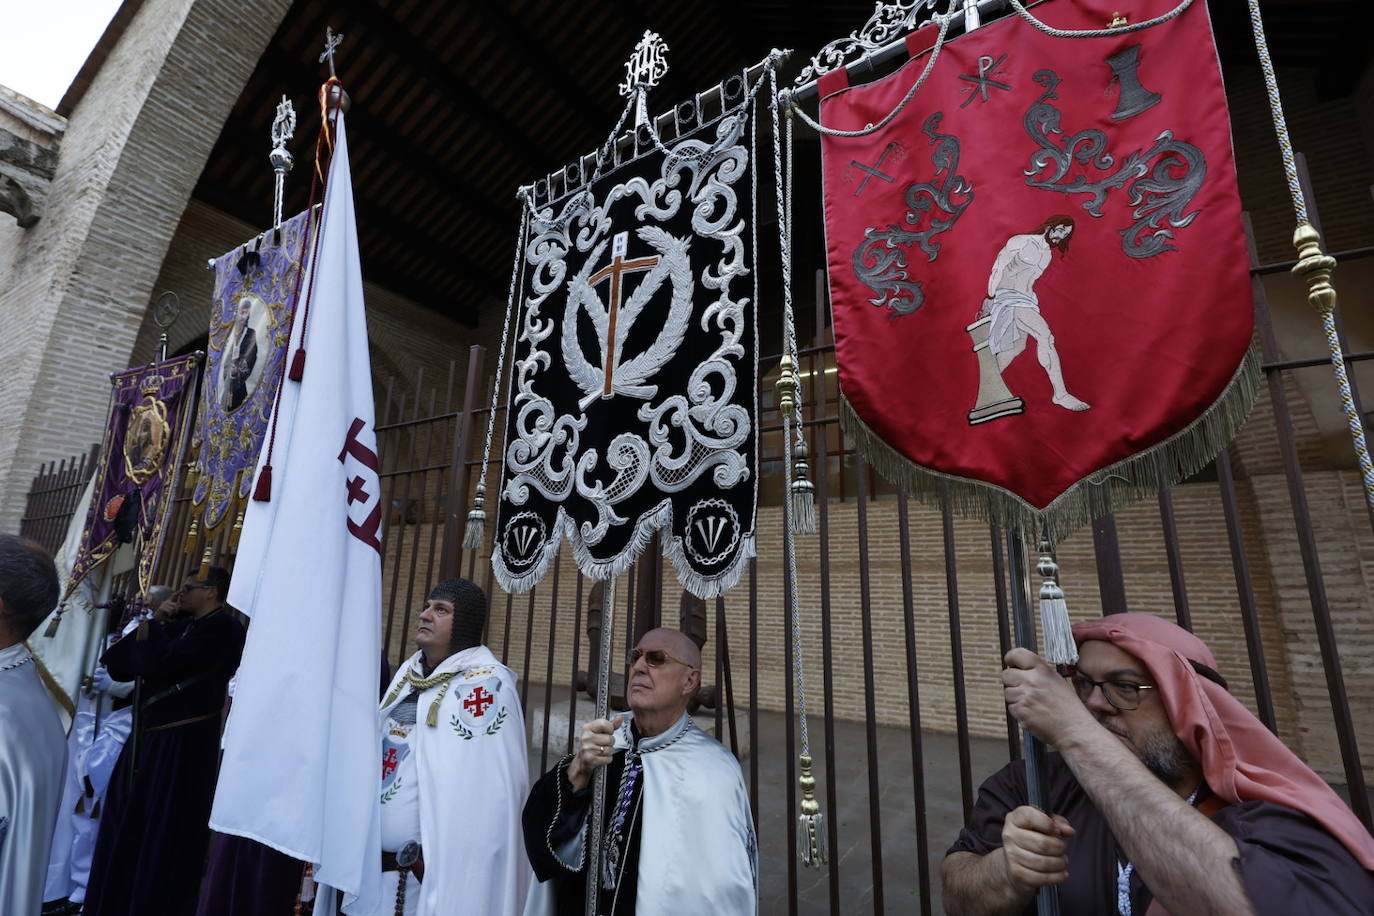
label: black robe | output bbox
[524,739,646,916]
[947,753,1374,914]
[83,609,245,916]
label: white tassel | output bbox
[462,485,487,551]
[789,439,817,537]
[1037,539,1078,665]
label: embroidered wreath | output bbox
[450,714,475,741]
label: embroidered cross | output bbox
[381,748,399,780]
[590,232,660,398]
[959,54,1012,108]
[345,475,369,505]
[850,143,900,196]
[463,686,495,717]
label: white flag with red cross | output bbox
[210,98,384,916]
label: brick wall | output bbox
[0,0,293,530]
[375,469,1365,783]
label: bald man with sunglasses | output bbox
[522,627,756,915]
[942,613,1374,915]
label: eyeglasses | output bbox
[179,584,211,593]
[627,647,697,671]
[1068,671,1156,711]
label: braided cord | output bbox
[770,66,811,758]
[1321,309,1374,500]
[1245,0,1307,223]
[473,203,530,506]
[1007,0,1194,38]
[782,112,808,458]
[1246,0,1374,507]
[788,10,951,139]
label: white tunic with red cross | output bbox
[367,644,531,916]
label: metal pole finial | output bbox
[269,96,296,227]
[619,30,669,99]
[320,27,344,77]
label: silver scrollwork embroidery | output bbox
[1022,69,1206,259]
[852,111,973,317]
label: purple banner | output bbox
[68,352,201,594]
[190,209,311,534]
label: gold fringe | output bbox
[838,343,1261,541]
[24,641,76,719]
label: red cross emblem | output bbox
[381,748,399,780]
[463,686,495,718]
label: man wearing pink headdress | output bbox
[942,612,1374,915]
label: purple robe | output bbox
[948,753,1374,914]
[82,609,244,916]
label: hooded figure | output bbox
[365,578,529,916]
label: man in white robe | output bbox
[522,628,756,915]
[368,578,530,916]
[0,535,66,916]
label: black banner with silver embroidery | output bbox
[493,109,758,598]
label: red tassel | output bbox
[288,348,307,381]
[253,465,273,502]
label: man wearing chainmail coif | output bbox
[366,578,529,915]
[522,627,756,915]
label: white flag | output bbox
[211,108,384,916]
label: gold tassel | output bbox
[43,604,63,638]
[796,752,828,868]
[1036,536,1078,666]
[198,543,213,579]
[427,680,452,727]
[184,516,200,555]
[462,484,487,551]
[229,505,245,551]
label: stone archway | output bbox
[0,0,293,530]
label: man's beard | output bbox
[1137,727,1193,788]
[1098,716,1193,788]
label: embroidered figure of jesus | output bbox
[978,215,1090,413]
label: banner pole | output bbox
[1006,526,1061,916]
[584,574,618,916]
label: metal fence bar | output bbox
[854,452,885,914]
[566,572,585,756]
[1294,156,1374,543]
[897,491,933,916]
[1091,513,1128,615]
[942,494,975,820]
[782,537,799,916]
[814,331,843,915]
[540,560,561,771]
[1215,446,1277,733]
[1156,489,1192,631]
[443,346,484,578]
[1247,213,1372,827]
[989,526,1020,761]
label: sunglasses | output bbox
[627,647,697,670]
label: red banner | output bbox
[821,0,1254,533]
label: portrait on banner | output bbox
[188,210,312,540]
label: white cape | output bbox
[365,645,530,916]
[525,712,757,916]
[0,644,67,916]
